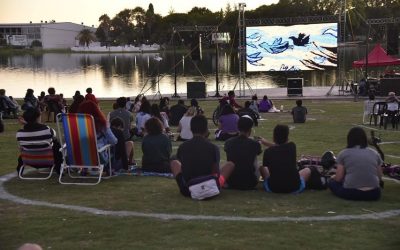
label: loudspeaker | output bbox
[287,78,303,96]
[187,82,206,98]
[387,24,399,55]
[191,33,201,60]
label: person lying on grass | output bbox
[328,127,383,201]
[259,124,312,193]
[170,115,234,199]
[223,115,262,190]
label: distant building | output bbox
[0,22,96,49]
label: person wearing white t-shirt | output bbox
[177,107,196,141]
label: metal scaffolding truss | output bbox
[367,17,400,25]
[173,26,218,32]
[245,15,338,26]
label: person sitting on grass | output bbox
[190,98,204,115]
[141,117,172,173]
[109,97,134,141]
[291,99,308,123]
[133,100,152,137]
[224,115,262,190]
[177,107,196,141]
[169,99,187,126]
[85,87,98,104]
[151,103,171,134]
[328,127,383,201]
[259,124,311,193]
[0,89,18,118]
[68,94,85,113]
[22,88,38,111]
[16,108,63,174]
[238,101,259,126]
[110,118,135,171]
[215,104,239,141]
[259,95,273,113]
[170,115,234,198]
[77,100,117,170]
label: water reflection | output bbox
[0,48,369,98]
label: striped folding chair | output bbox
[57,113,112,185]
[17,141,55,180]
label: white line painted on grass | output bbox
[1,172,400,222]
[354,124,400,133]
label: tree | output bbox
[145,3,155,40]
[77,29,95,47]
[96,14,111,43]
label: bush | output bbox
[31,40,42,48]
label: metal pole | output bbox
[172,30,180,98]
[214,43,221,97]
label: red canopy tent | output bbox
[352,43,400,68]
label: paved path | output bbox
[1,172,400,223]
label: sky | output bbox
[0,0,279,27]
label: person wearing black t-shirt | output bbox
[170,115,234,197]
[259,124,311,193]
[169,99,187,126]
[224,115,262,190]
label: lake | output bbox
[0,47,367,98]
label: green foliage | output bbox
[77,29,95,47]
[30,40,42,48]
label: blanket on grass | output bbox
[116,166,174,178]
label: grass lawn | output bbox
[1,99,400,249]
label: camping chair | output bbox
[17,140,56,180]
[57,113,112,185]
[369,102,387,127]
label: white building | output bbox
[0,22,96,49]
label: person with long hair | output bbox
[177,107,196,141]
[141,117,172,173]
[134,99,151,137]
[328,127,383,201]
[151,103,170,134]
[215,104,239,141]
[77,100,117,166]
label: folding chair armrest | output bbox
[98,144,111,152]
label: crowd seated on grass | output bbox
[142,117,172,173]
[328,127,383,201]
[10,89,389,202]
[215,104,239,141]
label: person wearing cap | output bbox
[223,115,262,190]
[385,92,399,129]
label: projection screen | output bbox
[246,23,338,72]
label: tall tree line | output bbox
[95,1,400,46]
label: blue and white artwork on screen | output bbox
[246,23,338,72]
